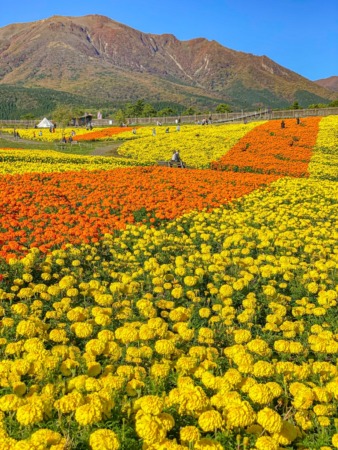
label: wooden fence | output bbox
[1,107,338,128]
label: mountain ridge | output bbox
[0,14,336,111]
[315,76,338,92]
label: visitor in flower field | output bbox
[152,128,156,136]
[281,120,285,128]
[170,150,185,167]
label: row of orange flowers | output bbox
[0,168,280,261]
[73,127,133,141]
[211,117,320,176]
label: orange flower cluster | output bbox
[211,118,321,176]
[0,167,279,260]
[73,127,134,141]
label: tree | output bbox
[158,107,176,117]
[142,103,157,117]
[182,107,196,116]
[290,101,301,110]
[114,109,126,126]
[52,105,84,129]
[216,103,232,113]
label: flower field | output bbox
[0,117,337,449]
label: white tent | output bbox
[37,117,54,128]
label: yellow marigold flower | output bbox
[332,433,338,448]
[225,400,256,428]
[30,429,63,446]
[171,286,184,299]
[266,382,283,398]
[248,384,274,405]
[307,282,319,294]
[198,410,223,432]
[158,412,175,432]
[169,307,191,322]
[72,322,93,338]
[17,287,34,299]
[54,391,85,414]
[313,387,332,403]
[184,276,198,287]
[11,303,29,316]
[317,416,330,427]
[246,338,271,356]
[0,394,25,411]
[294,411,313,430]
[75,403,102,426]
[255,435,279,450]
[135,395,164,415]
[257,407,283,434]
[49,329,69,344]
[155,339,176,356]
[253,361,275,377]
[59,275,77,289]
[219,284,233,298]
[180,426,200,444]
[16,320,39,338]
[263,285,277,297]
[16,403,44,426]
[86,339,106,356]
[199,307,211,318]
[150,363,171,380]
[177,385,210,414]
[233,329,252,344]
[97,330,115,342]
[89,429,120,450]
[135,413,167,444]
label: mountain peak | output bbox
[0,15,335,109]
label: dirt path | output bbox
[90,141,129,157]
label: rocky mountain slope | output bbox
[0,14,336,110]
[315,76,338,92]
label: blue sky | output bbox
[1,0,337,81]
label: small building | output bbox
[71,114,93,127]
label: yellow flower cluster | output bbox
[117,122,262,168]
[2,127,103,142]
[0,148,137,174]
[310,115,338,180]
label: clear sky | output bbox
[1,0,337,81]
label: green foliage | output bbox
[289,101,301,110]
[294,89,332,109]
[52,105,84,129]
[157,107,176,117]
[182,107,196,115]
[0,84,108,120]
[216,103,232,113]
[114,109,127,126]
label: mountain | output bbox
[314,76,338,92]
[0,14,336,114]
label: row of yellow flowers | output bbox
[309,115,338,180]
[0,149,138,174]
[1,127,105,142]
